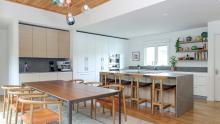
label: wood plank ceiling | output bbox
[7,0,109,15]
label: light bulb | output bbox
[82,4,90,11]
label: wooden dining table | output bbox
[24,80,121,124]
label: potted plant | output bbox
[169,56,177,71]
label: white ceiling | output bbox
[79,0,220,38]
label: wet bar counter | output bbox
[101,71,193,117]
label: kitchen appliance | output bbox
[109,54,120,71]
[57,61,72,72]
[49,61,55,72]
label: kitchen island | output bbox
[100,71,193,117]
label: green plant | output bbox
[169,56,177,67]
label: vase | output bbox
[171,66,176,71]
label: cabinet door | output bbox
[57,72,73,81]
[39,73,58,81]
[58,31,70,58]
[47,29,58,58]
[19,73,40,83]
[33,27,47,57]
[19,24,33,57]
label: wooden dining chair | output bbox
[1,85,22,119]
[7,88,44,124]
[18,94,62,124]
[94,84,127,124]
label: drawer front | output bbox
[58,72,73,81]
[19,73,40,83]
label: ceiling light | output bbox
[82,4,90,12]
[66,12,75,25]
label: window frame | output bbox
[144,41,169,66]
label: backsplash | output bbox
[19,58,67,73]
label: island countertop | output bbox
[100,70,193,78]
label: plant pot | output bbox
[171,66,176,71]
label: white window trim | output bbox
[144,40,170,66]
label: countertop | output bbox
[20,71,73,74]
[101,70,193,78]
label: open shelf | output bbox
[179,41,208,44]
[177,50,208,53]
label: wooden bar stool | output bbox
[130,74,152,109]
[113,73,132,99]
[100,72,108,86]
[151,76,176,114]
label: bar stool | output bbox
[113,73,132,99]
[130,74,152,109]
[151,76,176,114]
[100,72,108,86]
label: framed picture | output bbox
[132,51,140,61]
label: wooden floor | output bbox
[126,99,220,124]
[1,97,220,124]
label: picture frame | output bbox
[132,51,140,61]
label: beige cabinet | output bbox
[46,29,58,58]
[58,30,70,58]
[39,72,58,81]
[19,24,33,57]
[33,26,47,58]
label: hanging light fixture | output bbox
[66,12,75,25]
[82,0,90,12]
[51,0,91,25]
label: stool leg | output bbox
[151,80,155,114]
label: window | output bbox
[146,47,155,66]
[145,45,168,66]
[157,46,168,66]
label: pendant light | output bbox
[66,12,75,25]
[82,0,90,12]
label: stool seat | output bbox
[121,80,131,85]
[155,84,176,90]
[107,78,115,83]
[133,81,152,87]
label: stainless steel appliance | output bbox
[109,54,120,71]
[57,61,72,72]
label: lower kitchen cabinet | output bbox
[19,73,40,83]
[57,72,73,81]
[39,72,58,81]
[174,72,208,97]
[19,72,73,83]
[76,72,96,82]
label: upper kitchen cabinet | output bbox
[46,29,58,58]
[19,24,33,57]
[33,26,47,58]
[58,30,70,58]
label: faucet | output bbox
[153,61,158,70]
[137,65,141,72]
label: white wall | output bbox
[0,28,9,91]
[125,27,208,67]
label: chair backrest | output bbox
[151,76,168,87]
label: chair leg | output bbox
[102,106,105,114]
[15,109,18,124]
[84,101,87,107]
[90,99,93,118]
[123,94,127,121]
[94,100,96,120]
[3,101,6,118]
[6,101,10,124]
[112,96,115,124]
[9,106,12,124]
[58,104,62,124]
[76,103,79,113]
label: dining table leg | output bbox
[118,92,121,124]
[67,101,73,124]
